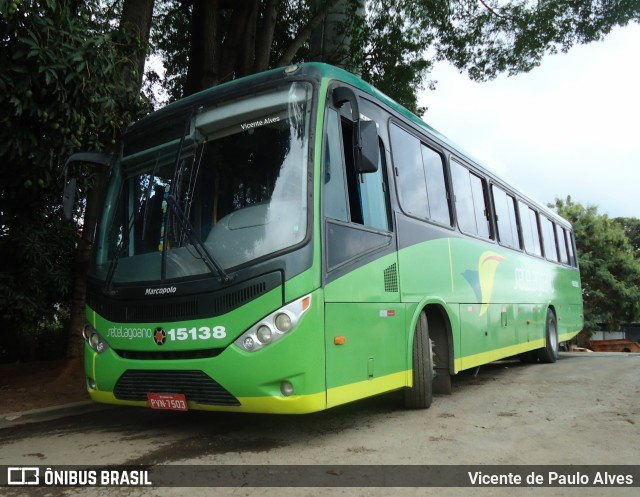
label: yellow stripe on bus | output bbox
[89,372,410,414]
[455,329,582,371]
[89,390,327,415]
[456,339,546,371]
[326,371,409,409]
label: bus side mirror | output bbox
[332,86,379,174]
[62,152,112,219]
[355,120,378,174]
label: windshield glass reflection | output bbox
[91,82,313,283]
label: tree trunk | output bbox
[276,0,340,67]
[254,0,278,73]
[309,0,363,72]
[185,0,345,95]
[185,0,220,96]
[238,0,259,78]
[119,0,156,87]
[65,165,109,358]
[65,0,155,359]
[219,3,255,81]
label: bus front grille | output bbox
[113,370,240,406]
[113,348,223,360]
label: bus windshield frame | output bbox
[90,81,314,286]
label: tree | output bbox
[150,0,435,111]
[3,1,639,362]
[65,0,155,360]
[614,217,640,254]
[0,0,147,361]
[149,1,640,114]
[552,197,640,343]
[431,0,640,81]
[151,1,343,99]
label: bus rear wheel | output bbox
[537,309,559,363]
[404,312,433,409]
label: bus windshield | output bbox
[91,81,313,284]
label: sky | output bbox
[418,23,640,219]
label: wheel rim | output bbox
[549,316,558,356]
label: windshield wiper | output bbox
[104,209,135,295]
[104,239,125,295]
[165,194,233,284]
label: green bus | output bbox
[74,63,583,414]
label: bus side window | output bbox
[543,217,560,262]
[451,160,491,239]
[389,123,451,226]
[323,108,350,223]
[556,224,569,264]
[339,113,364,225]
[390,123,428,219]
[358,137,391,231]
[529,209,542,257]
[492,185,519,249]
[325,106,390,232]
[518,201,542,257]
[567,231,577,267]
[421,144,451,225]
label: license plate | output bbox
[147,393,188,411]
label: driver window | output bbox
[323,107,390,232]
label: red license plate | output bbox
[147,393,188,411]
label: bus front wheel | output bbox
[537,309,559,363]
[404,312,433,409]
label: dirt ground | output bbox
[0,359,88,414]
[1,353,638,497]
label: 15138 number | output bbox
[165,326,226,341]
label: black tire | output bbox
[404,312,433,409]
[537,309,559,363]
[430,313,452,395]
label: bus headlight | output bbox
[257,325,273,344]
[275,313,292,333]
[83,323,110,354]
[235,294,311,352]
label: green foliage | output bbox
[149,0,320,104]
[146,0,190,103]
[271,0,315,64]
[552,197,640,339]
[147,1,639,116]
[359,0,639,110]
[0,0,145,360]
[614,217,640,254]
[431,0,640,81]
[356,1,435,115]
[147,0,433,114]
[2,1,638,361]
